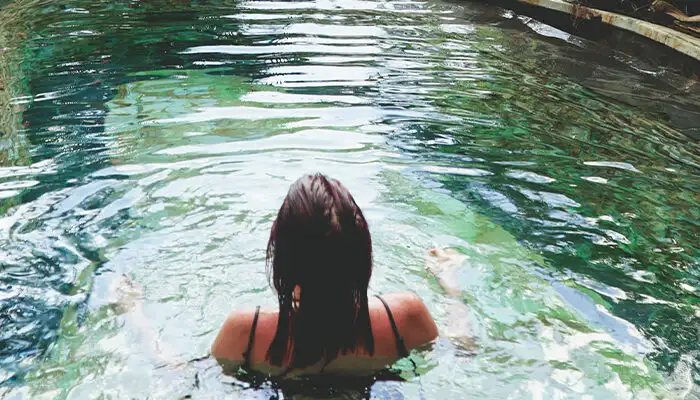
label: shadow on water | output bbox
[0,0,699,398]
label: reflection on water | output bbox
[0,0,699,398]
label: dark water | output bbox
[0,0,699,398]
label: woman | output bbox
[212,173,439,377]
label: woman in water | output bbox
[212,173,441,376]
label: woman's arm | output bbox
[108,274,189,368]
[425,248,475,349]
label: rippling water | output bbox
[1,0,699,398]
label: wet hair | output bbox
[265,173,374,369]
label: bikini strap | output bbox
[242,306,261,369]
[375,295,409,358]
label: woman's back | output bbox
[212,291,437,377]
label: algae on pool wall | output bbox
[0,0,31,168]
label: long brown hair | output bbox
[266,173,374,369]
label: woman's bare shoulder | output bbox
[374,291,438,349]
[211,308,261,362]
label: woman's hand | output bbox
[425,248,467,298]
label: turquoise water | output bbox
[0,0,699,398]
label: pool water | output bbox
[1,0,699,398]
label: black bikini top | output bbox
[375,294,409,358]
[242,295,409,369]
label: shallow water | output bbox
[1,0,699,398]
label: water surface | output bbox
[1,0,699,398]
